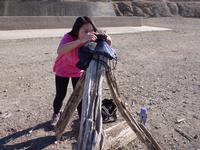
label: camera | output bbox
[95,33,107,42]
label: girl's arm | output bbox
[57,39,83,55]
[57,33,97,55]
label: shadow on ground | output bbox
[0,119,80,150]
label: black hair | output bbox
[68,16,98,38]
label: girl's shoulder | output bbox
[63,33,74,40]
[60,33,75,44]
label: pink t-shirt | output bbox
[53,33,84,77]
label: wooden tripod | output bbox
[55,55,162,150]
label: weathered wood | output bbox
[103,121,137,150]
[55,73,85,140]
[105,70,163,150]
[77,56,108,150]
[139,123,164,150]
[54,47,163,150]
[174,127,193,141]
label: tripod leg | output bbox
[55,73,86,139]
[105,71,162,150]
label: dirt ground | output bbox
[0,17,200,150]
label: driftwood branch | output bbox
[139,123,163,150]
[54,50,163,150]
[103,121,137,150]
[174,127,193,141]
[77,56,108,150]
[105,70,162,150]
[55,73,86,140]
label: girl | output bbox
[52,16,112,126]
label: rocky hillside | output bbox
[113,0,200,18]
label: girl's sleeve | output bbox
[59,34,73,45]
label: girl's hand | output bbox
[106,35,112,46]
[80,33,97,44]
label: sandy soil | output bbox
[0,17,200,150]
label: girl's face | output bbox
[78,23,94,39]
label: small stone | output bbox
[172,90,176,93]
[163,135,167,139]
[173,138,178,142]
[103,87,109,90]
[154,125,161,129]
[1,112,12,119]
[163,97,170,101]
[28,130,33,134]
[147,102,153,106]
[183,101,188,104]
[193,115,198,119]
[18,76,24,80]
[10,128,17,132]
[175,118,185,124]
[193,135,198,139]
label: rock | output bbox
[26,83,31,88]
[28,130,33,134]
[193,114,199,119]
[183,101,189,104]
[118,1,172,17]
[10,128,17,132]
[18,76,24,80]
[175,118,185,124]
[143,7,155,17]
[177,2,200,18]
[154,125,161,129]
[171,90,176,93]
[173,137,178,142]
[1,112,12,119]
[132,5,145,17]
[116,2,133,16]
[103,87,109,90]
[193,134,198,139]
[114,1,200,18]
[151,2,172,17]
[167,2,179,15]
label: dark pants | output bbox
[53,75,82,118]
